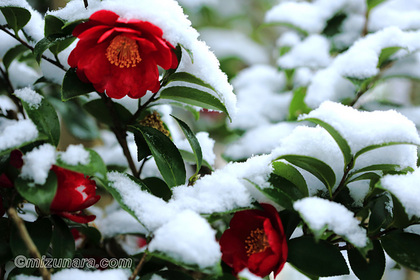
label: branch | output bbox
[7,208,51,280]
[0,25,67,72]
[83,0,89,8]
[129,251,148,280]
[331,158,354,200]
[98,93,138,176]
[129,91,160,124]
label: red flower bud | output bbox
[219,204,288,277]
[68,10,178,99]
[50,166,100,223]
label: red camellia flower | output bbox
[219,203,288,277]
[68,10,178,99]
[50,166,100,223]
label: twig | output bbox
[129,91,160,124]
[7,208,51,280]
[331,158,354,200]
[83,0,89,8]
[98,93,138,175]
[361,9,370,37]
[136,157,150,178]
[129,252,148,280]
[0,25,66,71]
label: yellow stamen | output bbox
[245,228,270,256]
[106,35,141,68]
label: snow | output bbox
[15,269,130,280]
[95,209,147,238]
[300,101,420,156]
[13,88,43,109]
[294,197,368,247]
[8,61,42,89]
[199,28,269,65]
[20,144,56,185]
[0,95,16,116]
[369,0,420,32]
[381,167,420,218]
[0,119,38,152]
[148,210,221,269]
[176,132,216,166]
[59,144,90,166]
[225,122,298,160]
[265,0,365,34]
[278,35,331,69]
[48,0,236,117]
[277,31,301,48]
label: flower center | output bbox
[244,228,270,256]
[106,35,141,68]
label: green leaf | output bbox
[3,44,28,70]
[44,15,65,37]
[381,230,420,272]
[166,72,217,92]
[62,68,95,101]
[377,47,403,68]
[350,164,402,176]
[172,115,202,177]
[354,142,420,160]
[274,155,336,197]
[19,94,60,147]
[143,177,172,202]
[33,34,75,62]
[56,148,107,180]
[83,98,133,126]
[133,131,152,161]
[368,192,394,236]
[367,0,387,11]
[15,170,58,213]
[272,161,308,197]
[130,125,186,188]
[51,216,75,259]
[288,87,311,121]
[72,225,102,246]
[348,240,385,280]
[302,117,352,167]
[347,172,381,184]
[0,7,31,35]
[179,150,213,170]
[160,86,230,120]
[288,236,349,277]
[10,218,52,258]
[279,209,301,240]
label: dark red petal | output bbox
[261,204,288,257]
[133,37,158,53]
[77,25,110,41]
[229,209,266,233]
[248,250,279,277]
[124,20,163,37]
[57,211,96,223]
[90,10,119,25]
[219,228,249,266]
[0,173,14,188]
[10,150,23,169]
[77,195,101,210]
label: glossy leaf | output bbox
[84,98,133,126]
[302,117,352,167]
[279,209,301,240]
[11,218,52,257]
[272,161,308,197]
[172,115,202,176]
[56,148,107,180]
[166,72,216,92]
[348,240,385,280]
[367,0,387,11]
[133,131,151,161]
[160,86,230,119]
[51,216,75,259]
[3,44,28,70]
[350,164,401,177]
[377,47,403,68]
[130,125,186,188]
[19,94,60,147]
[288,236,349,277]
[15,170,58,214]
[179,150,213,170]
[368,192,393,236]
[0,7,31,35]
[381,230,420,272]
[143,177,172,202]
[274,155,336,197]
[62,68,95,101]
[354,142,420,160]
[347,172,381,184]
[33,34,75,62]
[288,87,311,121]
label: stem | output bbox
[0,25,66,71]
[98,93,138,175]
[331,158,354,200]
[83,0,89,8]
[129,251,148,280]
[136,157,150,178]
[362,8,370,37]
[129,91,160,124]
[7,208,51,280]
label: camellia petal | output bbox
[68,10,178,99]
